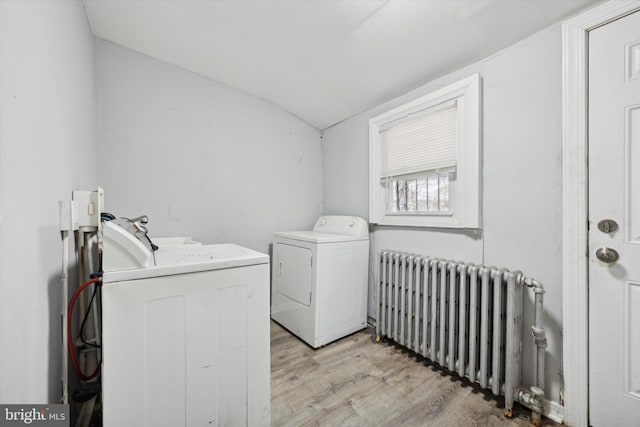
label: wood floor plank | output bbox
[270,321,557,426]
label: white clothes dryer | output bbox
[271,215,369,348]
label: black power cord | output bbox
[79,281,101,349]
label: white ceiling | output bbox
[82,0,598,130]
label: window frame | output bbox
[369,74,482,228]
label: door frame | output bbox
[562,2,640,426]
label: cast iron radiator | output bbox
[375,250,547,424]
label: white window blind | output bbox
[380,100,457,180]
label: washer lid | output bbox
[103,243,269,283]
[274,230,368,243]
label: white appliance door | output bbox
[588,9,640,425]
[102,265,270,427]
[274,243,312,307]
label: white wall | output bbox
[96,40,323,254]
[322,24,564,405]
[0,0,97,403]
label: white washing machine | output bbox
[271,215,369,348]
[101,221,270,427]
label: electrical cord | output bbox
[79,283,100,349]
[68,277,101,381]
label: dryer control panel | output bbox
[312,216,368,238]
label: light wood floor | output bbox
[271,321,555,427]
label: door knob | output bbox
[597,219,618,233]
[595,247,619,264]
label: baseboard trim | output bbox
[544,399,566,424]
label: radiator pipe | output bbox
[527,278,547,392]
[519,277,547,426]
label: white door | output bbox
[588,9,640,426]
[273,242,312,306]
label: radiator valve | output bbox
[516,386,544,426]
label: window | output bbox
[369,74,481,228]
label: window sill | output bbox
[372,214,480,229]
